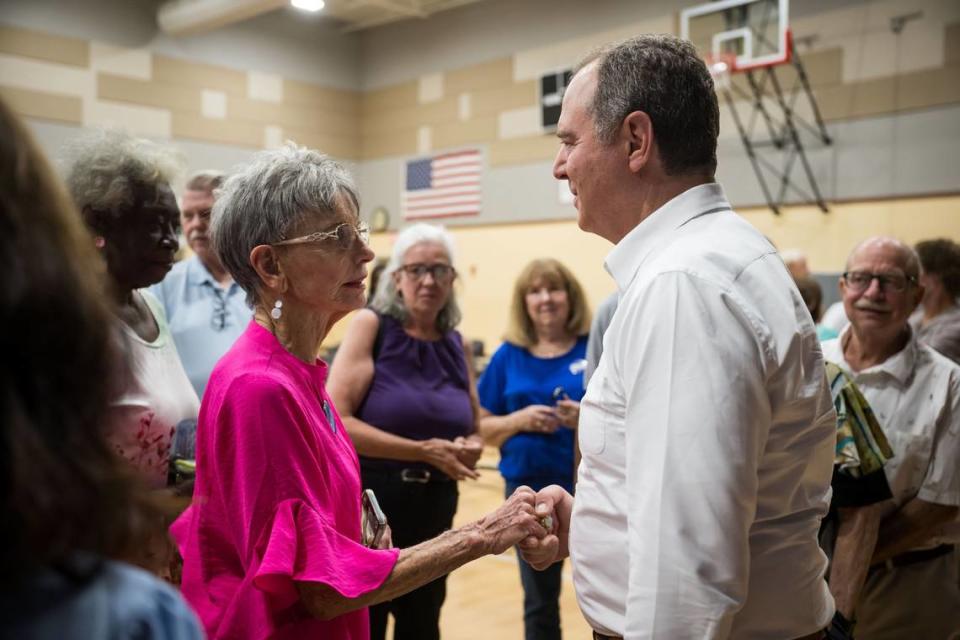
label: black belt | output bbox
[593,632,622,640]
[871,543,954,572]
[361,465,453,484]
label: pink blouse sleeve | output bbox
[211,372,399,610]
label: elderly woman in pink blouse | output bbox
[172,144,545,640]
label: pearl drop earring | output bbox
[270,299,283,320]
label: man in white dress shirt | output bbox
[820,237,960,639]
[518,35,837,639]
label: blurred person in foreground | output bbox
[329,223,484,640]
[519,35,836,639]
[149,170,252,399]
[172,143,547,639]
[477,258,590,640]
[912,238,960,364]
[0,98,203,638]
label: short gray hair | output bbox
[185,169,225,194]
[62,129,183,232]
[210,143,359,307]
[575,34,719,176]
[370,223,462,332]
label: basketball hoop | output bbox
[705,52,737,91]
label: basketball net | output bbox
[705,52,737,91]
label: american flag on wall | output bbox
[402,150,482,220]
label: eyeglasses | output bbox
[842,270,917,293]
[399,263,456,282]
[210,287,228,331]
[273,222,370,250]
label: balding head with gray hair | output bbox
[846,236,921,280]
[210,143,359,307]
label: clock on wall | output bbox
[370,206,390,232]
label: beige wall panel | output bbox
[815,76,896,121]
[86,100,172,137]
[432,116,497,150]
[152,55,246,96]
[0,85,81,123]
[0,53,94,99]
[348,194,960,351]
[0,25,88,67]
[470,81,538,118]
[283,79,359,113]
[742,195,960,273]
[98,72,200,113]
[360,129,418,160]
[90,42,151,80]
[361,81,418,116]
[283,126,358,160]
[896,65,960,111]
[947,23,960,65]
[172,111,261,148]
[488,134,558,167]
[512,16,674,82]
[444,57,512,95]
[785,48,844,89]
[361,96,459,137]
[230,97,358,137]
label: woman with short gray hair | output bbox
[173,145,545,640]
[329,222,483,640]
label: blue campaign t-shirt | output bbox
[478,336,588,492]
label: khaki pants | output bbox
[856,552,960,640]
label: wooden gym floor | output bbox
[388,448,592,639]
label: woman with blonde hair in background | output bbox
[478,258,591,640]
[329,223,484,640]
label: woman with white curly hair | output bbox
[64,129,200,493]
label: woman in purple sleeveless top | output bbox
[329,223,484,640]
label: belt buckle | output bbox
[400,468,430,484]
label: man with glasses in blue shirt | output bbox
[821,236,960,639]
[150,171,252,399]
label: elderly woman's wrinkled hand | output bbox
[517,485,574,571]
[419,438,481,481]
[474,486,548,555]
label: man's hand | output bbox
[517,485,574,570]
[454,435,484,470]
[419,438,481,480]
[474,486,548,555]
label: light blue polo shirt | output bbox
[149,255,252,399]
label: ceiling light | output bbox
[291,0,324,11]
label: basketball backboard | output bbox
[680,0,790,71]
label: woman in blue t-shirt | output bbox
[478,258,591,640]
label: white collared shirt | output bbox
[571,183,836,639]
[821,328,960,522]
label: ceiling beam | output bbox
[157,0,288,36]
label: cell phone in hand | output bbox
[552,386,570,403]
[361,489,388,548]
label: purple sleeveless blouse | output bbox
[356,313,473,472]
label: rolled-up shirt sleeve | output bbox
[918,369,960,507]
[617,272,770,639]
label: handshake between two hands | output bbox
[478,485,575,565]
